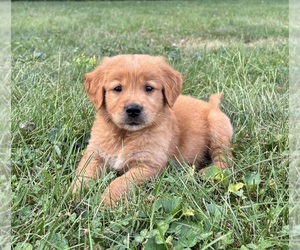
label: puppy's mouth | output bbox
[124,117,145,126]
[119,116,147,131]
[127,121,141,126]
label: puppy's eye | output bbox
[113,86,122,93]
[145,85,153,92]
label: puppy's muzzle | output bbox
[123,104,146,127]
[125,104,143,118]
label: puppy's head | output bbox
[85,54,182,131]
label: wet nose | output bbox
[125,104,143,118]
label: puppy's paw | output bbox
[100,189,117,207]
[71,177,93,201]
[101,187,124,207]
[101,179,129,207]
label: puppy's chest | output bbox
[99,135,142,171]
[99,132,167,171]
[95,124,172,171]
[106,154,124,171]
[98,137,125,171]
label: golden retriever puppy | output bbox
[72,54,233,206]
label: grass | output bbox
[11,1,288,249]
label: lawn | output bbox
[11,1,288,249]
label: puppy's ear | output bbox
[160,58,183,107]
[84,60,108,110]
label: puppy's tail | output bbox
[209,93,224,108]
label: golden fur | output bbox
[72,54,233,206]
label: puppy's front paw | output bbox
[101,187,123,207]
[100,189,117,207]
[101,178,129,207]
[71,176,93,201]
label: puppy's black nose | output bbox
[125,104,142,118]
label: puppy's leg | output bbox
[72,149,102,195]
[207,110,233,170]
[101,164,161,206]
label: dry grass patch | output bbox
[175,37,287,52]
